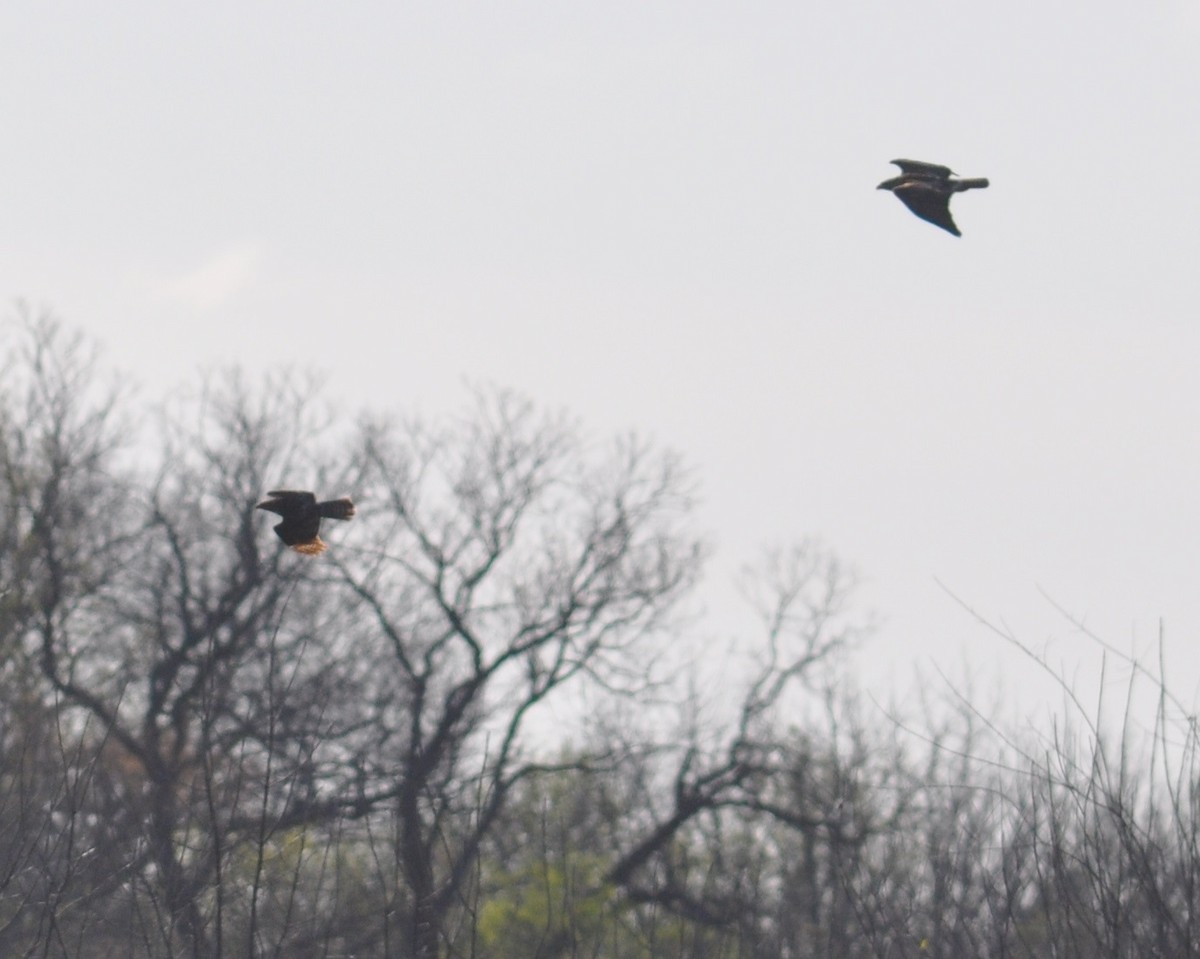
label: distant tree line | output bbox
[1,312,1197,958]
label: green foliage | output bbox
[217,827,392,956]
[476,854,615,958]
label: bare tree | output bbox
[0,319,710,957]
[327,389,705,958]
[0,312,143,952]
[602,543,866,905]
[0,314,368,955]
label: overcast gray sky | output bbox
[5,2,1200,715]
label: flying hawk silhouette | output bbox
[256,490,355,555]
[877,159,989,236]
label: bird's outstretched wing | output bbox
[265,489,316,506]
[891,158,954,180]
[271,509,323,549]
[891,182,960,236]
[257,490,317,515]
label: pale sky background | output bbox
[5,2,1200,724]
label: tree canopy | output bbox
[2,313,1199,959]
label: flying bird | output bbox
[877,159,989,236]
[256,490,356,555]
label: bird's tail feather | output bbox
[955,178,989,190]
[318,498,356,521]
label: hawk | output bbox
[877,159,989,236]
[256,490,356,555]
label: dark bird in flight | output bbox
[256,490,356,555]
[877,159,989,236]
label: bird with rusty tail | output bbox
[877,159,989,236]
[256,490,356,555]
